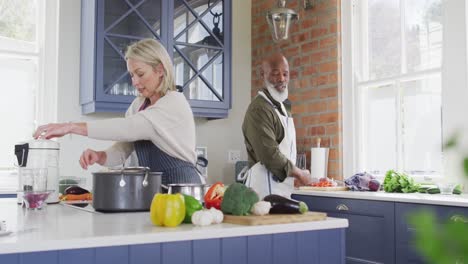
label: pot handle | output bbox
[142,169,149,188]
[118,167,151,188]
[161,184,169,190]
[120,166,150,174]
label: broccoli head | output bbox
[220,183,259,216]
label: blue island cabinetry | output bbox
[80,0,232,118]
[0,230,345,264]
[293,194,468,264]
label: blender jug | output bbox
[15,139,60,203]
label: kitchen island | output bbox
[0,199,348,264]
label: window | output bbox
[343,0,453,179]
[0,0,56,191]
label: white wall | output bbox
[55,0,251,187]
[442,0,468,190]
[194,0,252,184]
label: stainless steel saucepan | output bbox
[162,183,211,204]
[92,167,162,212]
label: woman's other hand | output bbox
[33,122,88,139]
[79,149,106,170]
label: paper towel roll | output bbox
[310,148,329,178]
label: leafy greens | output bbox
[383,170,420,193]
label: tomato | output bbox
[311,180,333,187]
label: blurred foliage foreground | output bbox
[410,134,468,263]
[409,212,468,263]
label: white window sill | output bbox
[0,169,17,194]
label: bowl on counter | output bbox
[22,190,54,210]
[437,182,457,195]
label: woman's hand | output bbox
[34,123,71,139]
[33,122,88,140]
[79,149,106,170]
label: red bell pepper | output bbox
[204,182,225,210]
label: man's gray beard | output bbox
[265,81,288,102]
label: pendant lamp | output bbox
[266,0,299,42]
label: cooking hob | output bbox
[60,201,99,213]
[60,201,150,213]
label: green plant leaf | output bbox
[444,133,458,150]
[409,130,468,263]
[463,158,468,177]
[409,211,468,264]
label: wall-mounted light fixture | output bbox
[266,0,299,42]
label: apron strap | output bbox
[267,171,272,195]
[242,169,249,185]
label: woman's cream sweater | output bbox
[87,91,197,166]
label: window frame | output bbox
[0,0,58,192]
[342,0,468,181]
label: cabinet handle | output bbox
[450,215,468,223]
[336,204,349,211]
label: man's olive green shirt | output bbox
[242,89,294,182]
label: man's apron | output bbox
[245,91,297,199]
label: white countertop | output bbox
[0,199,348,254]
[293,190,468,207]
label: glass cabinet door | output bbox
[172,0,228,108]
[81,0,230,117]
[97,0,164,102]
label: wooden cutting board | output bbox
[298,186,348,191]
[223,211,327,226]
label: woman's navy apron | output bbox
[134,99,201,185]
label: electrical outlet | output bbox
[228,150,241,164]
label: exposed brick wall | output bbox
[251,0,342,179]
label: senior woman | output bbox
[33,38,202,185]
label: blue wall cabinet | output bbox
[294,195,395,264]
[80,0,231,118]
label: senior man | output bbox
[242,53,312,198]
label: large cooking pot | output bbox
[163,184,211,204]
[92,167,162,212]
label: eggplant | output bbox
[64,186,90,195]
[59,179,79,194]
[263,194,308,214]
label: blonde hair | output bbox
[125,38,176,96]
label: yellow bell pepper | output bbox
[150,193,186,227]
